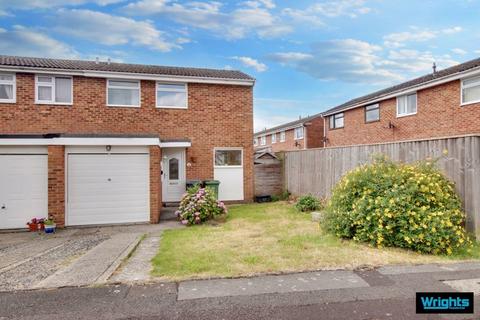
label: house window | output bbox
[271,133,277,143]
[215,149,242,166]
[156,82,187,109]
[0,73,15,103]
[107,79,140,107]
[168,158,179,180]
[329,113,344,129]
[35,75,72,104]
[461,76,480,105]
[253,138,258,146]
[294,127,304,140]
[260,136,266,145]
[365,104,380,122]
[396,93,417,117]
[280,131,285,142]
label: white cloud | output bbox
[270,39,402,84]
[232,56,267,72]
[54,9,179,52]
[0,0,123,10]
[283,0,371,27]
[451,48,467,55]
[0,25,78,58]
[269,39,460,85]
[384,26,464,48]
[123,0,291,40]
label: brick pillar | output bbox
[150,146,161,223]
[48,145,65,227]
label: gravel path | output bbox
[0,234,108,291]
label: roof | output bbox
[323,57,480,116]
[0,55,254,81]
[254,113,323,136]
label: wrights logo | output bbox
[416,292,474,314]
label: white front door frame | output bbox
[161,148,186,202]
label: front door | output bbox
[162,148,186,202]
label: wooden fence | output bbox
[284,135,480,236]
[254,153,283,197]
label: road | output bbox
[1,264,479,320]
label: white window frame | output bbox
[35,75,73,105]
[0,73,16,103]
[280,131,286,142]
[260,136,266,145]
[213,147,243,168]
[461,76,480,106]
[294,127,304,140]
[271,133,277,144]
[107,79,141,108]
[156,82,188,109]
[330,113,344,129]
[365,103,380,123]
[396,93,417,118]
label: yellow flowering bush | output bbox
[323,156,472,255]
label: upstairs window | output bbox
[271,133,277,143]
[260,136,266,145]
[294,127,304,140]
[0,73,15,103]
[396,93,417,117]
[35,75,72,105]
[329,113,344,129]
[365,104,380,122]
[462,76,480,105]
[156,83,187,109]
[107,79,140,107]
[280,131,286,142]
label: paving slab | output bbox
[35,233,142,289]
[378,262,480,275]
[177,270,370,300]
[444,278,480,295]
[110,235,161,283]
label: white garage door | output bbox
[0,147,48,229]
[213,148,244,201]
[67,148,150,226]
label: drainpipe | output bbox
[303,125,307,149]
[323,117,326,148]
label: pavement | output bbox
[0,221,181,291]
[1,262,479,319]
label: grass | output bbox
[151,202,479,280]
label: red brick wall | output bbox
[47,145,65,227]
[306,117,325,148]
[149,146,161,223]
[255,117,324,152]
[0,73,254,202]
[326,80,480,147]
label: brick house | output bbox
[0,55,254,229]
[254,114,324,153]
[323,58,480,147]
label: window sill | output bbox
[365,119,380,124]
[0,100,16,104]
[107,104,141,108]
[294,137,304,140]
[396,112,417,118]
[36,102,72,106]
[329,127,344,130]
[156,106,188,109]
[461,100,480,107]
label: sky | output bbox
[0,0,478,132]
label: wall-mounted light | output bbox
[106,145,112,152]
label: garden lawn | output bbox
[152,202,479,280]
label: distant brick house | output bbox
[254,114,324,153]
[0,55,254,229]
[322,58,480,147]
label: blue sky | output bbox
[0,0,478,131]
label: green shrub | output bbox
[295,194,322,212]
[271,190,291,202]
[176,186,227,225]
[323,156,472,255]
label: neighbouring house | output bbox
[0,55,254,229]
[322,58,480,147]
[254,114,324,152]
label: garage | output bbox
[66,146,150,226]
[0,146,48,229]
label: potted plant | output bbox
[43,217,56,234]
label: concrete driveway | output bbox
[0,221,180,291]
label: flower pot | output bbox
[44,224,56,234]
[27,223,38,232]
